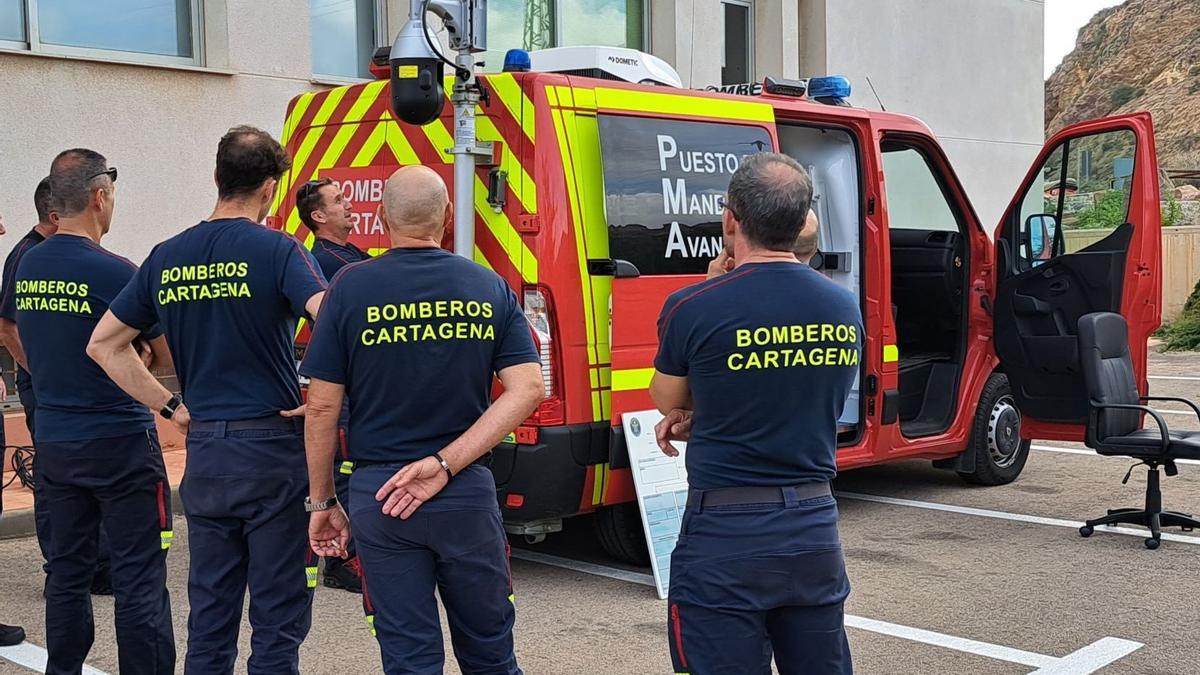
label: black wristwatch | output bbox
[160,393,183,419]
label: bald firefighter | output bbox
[302,166,543,674]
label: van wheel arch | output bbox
[954,372,1030,485]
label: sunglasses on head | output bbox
[298,180,325,200]
[87,167,118,183]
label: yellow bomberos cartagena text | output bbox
[158,262,252,305]
[361,299,496,346]
[728,323,860,371]
[14,279,94,314]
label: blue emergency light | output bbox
[503,49,531,72]
[808,76,851,100]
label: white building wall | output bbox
[0,1,334,264]
[0,0,1045,265]
[818,0,1046,226]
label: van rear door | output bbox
[600,113,775,423]
[992,113,1161,441]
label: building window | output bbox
[722,0,751,85]
[0,0,25,43]
[0,0,201,65]
[311,0,381,81]
[485,0,647,72]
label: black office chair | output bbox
[1077,312,1200,549]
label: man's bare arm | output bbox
[87,311,176,414]
[304,378,344,502]
[147,334,175,376]
[650,371,693,415]
[440,362,544,473]
[305,291,326,321]
[0,318,28,371]
[375,362,544,518]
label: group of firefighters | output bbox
[0,123,862,675]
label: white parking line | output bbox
[513,550,1143,674]
[1153,409,1195,417]
[1032,444,1200,466]
[1148,375,1200,382]
[0,642,109,675]
[837,491,1200,545]
[1030,638,1145,674]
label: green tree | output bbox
[1164,278,1200,352]
[1161,192,1183,227]
[1073,190,1128,229]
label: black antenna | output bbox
[865,76,886,112]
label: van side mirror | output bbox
[1023,213,1058,261]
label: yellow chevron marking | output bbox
[475,114,536,214]
[487,72,536,143]
[282,92,316,146]
[282,84,386,235]
[420,118,537,283]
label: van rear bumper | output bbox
[491,422,612,525]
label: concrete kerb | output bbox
[0,487,186,540]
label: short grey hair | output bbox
[49,148,110,216]
[726,153,813,251]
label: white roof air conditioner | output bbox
[527,46,683,88]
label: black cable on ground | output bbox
[4,445,35,491]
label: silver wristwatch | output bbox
[304,496,338,512]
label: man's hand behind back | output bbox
[655,408,693,457]
[376,456,450,520]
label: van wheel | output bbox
[595,503,651,566]
[957,373,1030,486]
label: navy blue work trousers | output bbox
[350,464,520,675]
[38,429,175,675]
[667,489,852,675]
[180,420,313,675]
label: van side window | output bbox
[1012,129,1137,270]
[880,146,961,232]
[598,115,772,276]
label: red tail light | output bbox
[523,285,564,425]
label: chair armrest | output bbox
[1091,401,1171,454]
[1141,396,1200,422]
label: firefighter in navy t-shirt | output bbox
[296,177,369,593]
[90,127,327,675]
[0,177,115,592]
[17,149,175,673]
[300,166,544,675]
[651,153,862,674]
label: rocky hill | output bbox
[1045,0,1200,175]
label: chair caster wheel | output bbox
[1145,537,1160,550]
[1079,525,1094,538]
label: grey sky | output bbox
[1045,0,1127,78]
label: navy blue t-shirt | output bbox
[1,228,48,393]
[655,262,863,490]
[312,238,368,281]
[300,247,539,464]
[14,235,158,443]
[109,218,327,422]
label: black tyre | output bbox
[595,503,651,566]
[957,373,1030,486]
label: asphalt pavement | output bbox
[0,353,1197,674]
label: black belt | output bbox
[353,454,493,469]
[687,482,832,508]
[188,416,303,434]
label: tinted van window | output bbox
[599,115,772,275]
